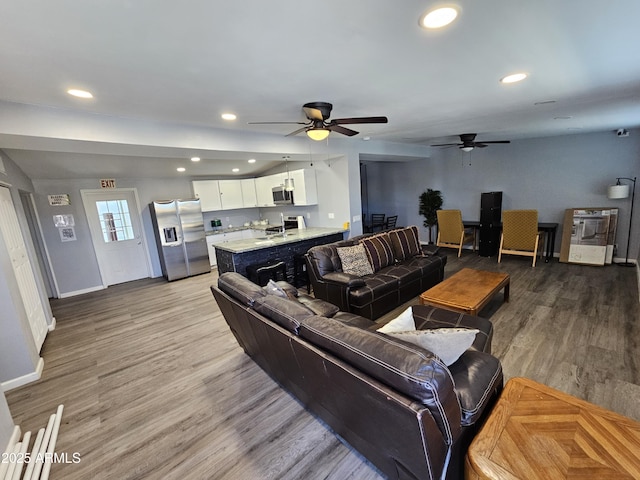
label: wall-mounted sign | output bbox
[48,194,71,206]
[53,214,75,227]
[59,227,77,242]
[100,179,116,189]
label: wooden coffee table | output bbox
[419,268,509,316]
[466,377,640,479]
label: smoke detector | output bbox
[616,128,629,137]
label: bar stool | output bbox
[293,253,310,293]
[246,260,287,286]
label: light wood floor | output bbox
[5,253,640,479]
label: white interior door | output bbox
[0,186,48,351]
[82,189,150,286]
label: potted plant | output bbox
[419,189,443,244]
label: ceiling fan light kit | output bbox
[307,128,330,141]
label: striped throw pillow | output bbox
[388,226,421,261]
[361,233,395,271]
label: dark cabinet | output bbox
[479,192,502,256]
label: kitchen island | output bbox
[214,227,346,282]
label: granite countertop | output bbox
[213,227,347,253]
[205,225,269,236]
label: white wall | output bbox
[367,130,640,260]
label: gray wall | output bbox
[366,130,640,261]
[0,390,15,454]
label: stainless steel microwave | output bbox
[272,186,294,205]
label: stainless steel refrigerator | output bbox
[150,199,211,281]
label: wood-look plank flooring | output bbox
[5,252,639,479]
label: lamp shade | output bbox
[460,146,474,152]
[284,177,295,191]
[608,184,630,199]
[307,129,330,141]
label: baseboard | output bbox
[1,358,44,392]
[59,285,105,298]
[48,316,57,331]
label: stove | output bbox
[265,217,298,234]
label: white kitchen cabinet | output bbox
[255,175,277,207]
[219,179,244,210]
[241,178,258,207]
[193,180,221,211]
[289,169,318,205]
[206,230,247,266]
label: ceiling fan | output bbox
[249,101,388,141]
[431,133,510,152]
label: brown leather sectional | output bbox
[211,272,503,480]
[305,226,447,320]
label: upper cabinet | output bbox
[193,180,222,211]
[289,169,318,206]
[218,179,244,210]
[193,169,317,211]
[240,178,258,208]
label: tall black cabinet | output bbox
[479,192,502,257]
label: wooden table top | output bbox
[466,377,640,479]
[419,268,509,316]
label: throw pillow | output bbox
[376,307,416,333]
[337,244,374,276]
[389,226,421,261]
[361,233,395,271]
[265,279,287,298]
[387,328,479,366]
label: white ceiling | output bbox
[2,0,640,178]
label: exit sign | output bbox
[100,179,116,188]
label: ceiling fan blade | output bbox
[332,116,388,125]
[328,125,359,136]
[285,126,309,137]
[303,106,325,121]
[475,143,489,148]
[477,140,511,144]
[430,143,461,147]
[248,121,308,125]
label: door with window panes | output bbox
[81,189,149,286]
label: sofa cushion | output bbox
[448,350,503,426]
[385,328,479,366]
[361,233,395,272]
[332,311,377,329]
[389,226,421,261]
[411,305,494,353]
[218,272,266,306]
[299,315,460,443]
[347,274,398,309]
[253,295,315,333]
[377,263,423,288]
[337,244,374,276]
[297,296,341,317]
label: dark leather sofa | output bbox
[211,272,503,480]
[305,226,447,320]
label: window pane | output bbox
[95,199,135,243]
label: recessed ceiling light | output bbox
[420,6,459,29]
[67,89,93,98]
[232,168,240,173]
[500,73,528,84]
[177,167,186,172]
[221,113,237,121]
[248,158,256,163]
[362,136,371,141]
[191,157,200,162]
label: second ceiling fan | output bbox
[249,101,388,141]
[431,133,510,151]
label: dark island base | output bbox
[216,232,345,283]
